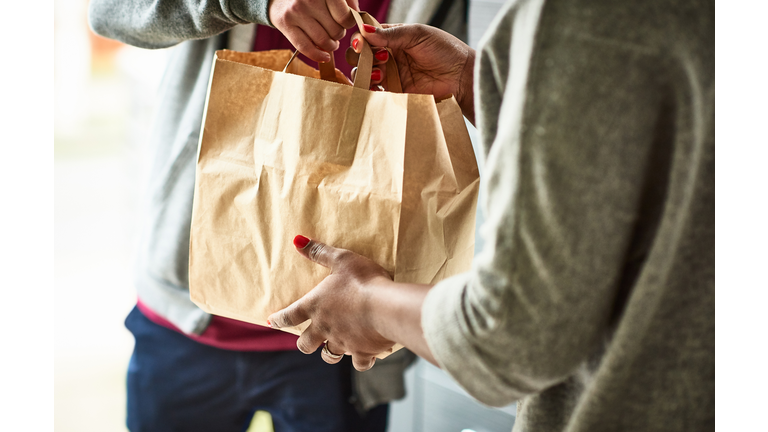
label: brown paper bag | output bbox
[189,11,479,356]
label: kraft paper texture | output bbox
[189,13,479,358]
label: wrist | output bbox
[364,276,399,342]
[365,278,433,348]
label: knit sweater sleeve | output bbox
[421,0,668,407]
[87,0,271,49]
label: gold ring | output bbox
[322,344,343,360]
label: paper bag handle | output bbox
[310,9,403,92]
[318,53,337,82]
[348,9,403,93]
[282,50,339,82]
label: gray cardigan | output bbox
[88,0,467,411]
[422,0,714,430]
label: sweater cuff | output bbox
[232,0,274,27]
[421,273,524,407]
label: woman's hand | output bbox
[349,23,476,124]
[267,235,397,371]
[269,0,360,63]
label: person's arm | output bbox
[416,0,674,406]
[87,0,272,49]
[88,0,360,62]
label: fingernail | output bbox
[266,319,272,328]
[363,24,376,33]
[352,38,359,50]
[371,69,381,81]
[374,50,388,61]
[293,235,310,249]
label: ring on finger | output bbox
[322,344,344,360]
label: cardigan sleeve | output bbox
[421,0,668,407]
[87,0,271,49]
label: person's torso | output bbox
[476,0,714,430]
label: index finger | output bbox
[267,297,310,330]
[350,23,407,54]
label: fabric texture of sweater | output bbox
[421,0,714,430]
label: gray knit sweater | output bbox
[422,0,714,431]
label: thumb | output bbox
[292,235,342,270]
[346,0,360,11]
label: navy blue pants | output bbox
[125,307,388,432]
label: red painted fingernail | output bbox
[371,69,381,81]
[266,319,272,327]
[375,50,388,61]
[293,235,310,249]
[363,24,376,33]
[352,38,359,50]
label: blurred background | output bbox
[54,1,509,431]
[54,1,167,430]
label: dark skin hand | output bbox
[348,23,476,125]
[268,236,437,371]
